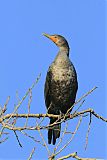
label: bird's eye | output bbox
[54,36,57,38]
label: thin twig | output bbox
[0,132,9,135]
[28,147,36,160]
[54,123,68,153]
[14,131,22,147]
[0,96,10,117]
[55,116,82,157]
[3,96,10,113]
[0,74,41,137]
[6,73,41,123]
[0,137,9,144]
[63,87,97,122]
[24,89,32,127]
[15,90,20,104]
[73,100,85,114]
[85,112,92,150]
[21,130,44,146]
[36,120,51,156]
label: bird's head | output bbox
[43,33,69,49]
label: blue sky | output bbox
[0,0,106,159]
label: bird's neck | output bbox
[59,45,70,56]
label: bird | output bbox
[43,33,78,145]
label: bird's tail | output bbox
[48,118,61,145]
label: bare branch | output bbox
[85,112,92,150]
[36,120,51,156]
[57,152,97,160]
[21,130,42,145]
[0,96,10,116]
[14,131,22,147]
[0,86,106,160]
[0,137,9,144]
[54,123,68,153]
[55,116,82,157]
[0,107,107,127]
[7,73,41,121]
[28,147,36,160]
[24,89,32,127]
[0,74,41,137]
[66,86,97,114]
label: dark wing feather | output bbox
[44,68,52,110]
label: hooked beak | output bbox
[42,33,51,39]
[42,33,57,44]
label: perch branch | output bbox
[0,108,106,125]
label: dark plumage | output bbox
[43,33,78,145]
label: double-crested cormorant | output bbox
[43,33,78,145]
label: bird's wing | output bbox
[44,68,52,110]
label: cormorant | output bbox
[43,33,78,145]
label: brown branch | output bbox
[0,108,106,132]
[28,147,36,160]
[55,116,82,157]
[24,89,32,127]
[0,113,57,122]
[57,152,97,160]
[7,73,41,122]
[73,108,107,122]
[0,74,41,138]
[85,112,92,150]
[66,86,97,114]
[0,86,105,160]
[0,96,10,117]
[0,137,9,144]
[0,86,98,123]
[36,120,51,156]
[0,108,107,125]
[54,123,68,153]
[20,130,42,145]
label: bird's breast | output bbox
[51,60,75,83]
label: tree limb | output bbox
[0,108,106,124]
[57,152,97,160]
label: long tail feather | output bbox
[48,118,61,145]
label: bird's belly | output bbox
[51,79,72,100]
[50,71,76,112]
